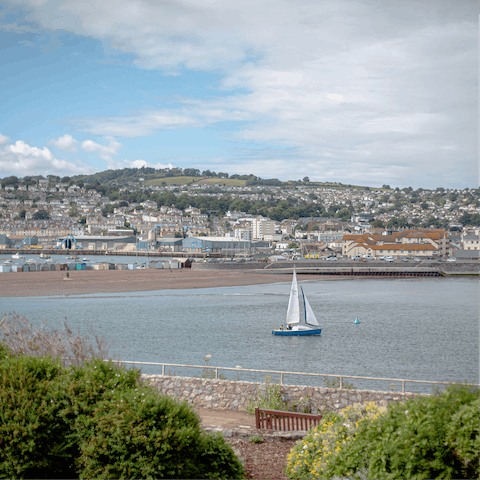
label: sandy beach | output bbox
[0,269,295,297]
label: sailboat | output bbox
[272,267,322,336]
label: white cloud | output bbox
[126,159,175,169]
[0,138,96,176]
[9,0,478,188]
[0,133,10,145]
[48,134,78,152]
[326,94,344,102]
[73,111,203,138]
[81,136,123,165]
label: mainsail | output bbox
[286,267,300,324]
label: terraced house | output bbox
[342,230,450,258]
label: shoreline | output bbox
[1,266,477,298]
[0,269,293,297]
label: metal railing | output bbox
[112,360,478,394]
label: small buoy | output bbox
[354,318,360,324]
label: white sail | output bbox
[303,291,319,326]
[286,267,300,324]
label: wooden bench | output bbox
[255,407,323,432]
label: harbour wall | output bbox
[191,260,479,275]
[142,375,426,413]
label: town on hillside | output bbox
[0,170,479,261]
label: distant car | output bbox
[362,255,375,260]
[400,256,409,262]
[351,254,363,260]
[325,255,337,261]
[383,255,393,262]
[446,257,457,262]
[413,257,421,262]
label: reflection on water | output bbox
[1,277,478,393]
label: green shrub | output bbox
[249,435,265,443]
[0,355,71,479]
[326,384,480,480]
[246,375,289,414]
[0,355,245,479]
[286,402,385,479]
[445,397,480,479]
[76,387,245,479]
[0,341,11,360]
[195,432,246,479]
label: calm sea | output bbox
[1,276,478,393]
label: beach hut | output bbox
[75,263,87,270]
[116,264,128,270]
[127,263,137,270]
[155,261,163,269]
[67,263,76,271]
[169,259,182,269]
[11,264,21,272]
[49,264,56,271]
[0,264,12,273]
[22,264,30,272]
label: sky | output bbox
[0,0,477,189]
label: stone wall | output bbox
[142,375,426,413]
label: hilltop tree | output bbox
[33,210,50,220]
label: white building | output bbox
[251,218,276,240]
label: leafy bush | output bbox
[296,383,480,480]
[0,355,71,479]
[286,402,385,479]
[194,432,246,479]
[249,435,265,444]
[323,376,357,389]
[445,397,480,478]
[0,355,245,479]
[0,341,11,360]
[246,375,289,414]
[76,386,244,479]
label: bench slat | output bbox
[254,407,322,432]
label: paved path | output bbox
[196,407,256,429]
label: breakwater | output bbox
[142,375,426,413]
[191,259,479,276]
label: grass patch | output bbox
[196,178,247,187]
[145,176,200,186]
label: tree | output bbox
[303,176,310,183]
[371,219,385,228]
[32,210,50,220]
[1,176,19,188]
[382,184,391,189]
[335,209,352,221]
[183,168,201,177]
[16,208,26,220]
[386,216,407,228]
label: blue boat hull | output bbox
[272,328,321,336]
